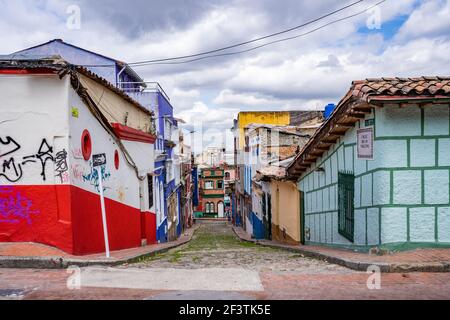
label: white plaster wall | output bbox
[245,215,253,238]
[0,74,70,186]
[68,87,141,209]
[252,186,263,220]
[122,140,155,212]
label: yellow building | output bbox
[237,112,291,149]
[270,180,302,244]
[255,159,303,245]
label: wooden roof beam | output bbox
[311,150,325,156]
[352,106,372,113]
[328,130,346,136]
[347,113,366,119]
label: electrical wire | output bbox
[127,0,365,65]
[130,0,386,67]
[80,0,369,68]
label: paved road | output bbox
[2,221,450,300]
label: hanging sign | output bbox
[357,127,374,160]
[93,153,107,167]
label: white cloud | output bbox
[396,0,450,41]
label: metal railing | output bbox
[117,81,171,102]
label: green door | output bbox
[267,194,272,240]
[300,191,305,245]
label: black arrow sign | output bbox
[92,153,107,167]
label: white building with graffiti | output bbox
[0,57,157,255]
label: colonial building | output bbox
[248,121,322,240]
[288,77,450,251]
[232,111,323,238]
[199,167,226,218]
[254,158,301,244]
[0,57,156,255]
[224,164,236,220]
[12,39,183,244]
[178,131,194,231]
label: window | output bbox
[166,161,174,183]
[164,119,172,141]
[338,172,355,242]
[148,175,154,210]
[206,202,215,214]
[217,181,224,189]
[205,181,214,189]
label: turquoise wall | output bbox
[298,103,450,249]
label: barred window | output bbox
[338,171,355,242]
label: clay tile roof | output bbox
[350,76,450,101]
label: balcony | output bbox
[118,82,171,112]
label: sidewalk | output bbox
[232,226,450,273]
[0,225,199,269]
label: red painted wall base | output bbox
[0,185,156,255]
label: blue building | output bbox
[13,39,143,90]
[150,92,181,243]
[12,39,182,243]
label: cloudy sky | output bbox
[1,0,449,154]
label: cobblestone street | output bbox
[2,221,450,300]
[129,222,351,274]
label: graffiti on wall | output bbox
[55,149,69,184]
[21,139,55,181]
[0,136,69,184]
[71,148,83,160]
[0,186,40,225]
[71,164,85,182]
[1,137,23,182]
[82,162,111,193]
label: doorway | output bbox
[218,202,225,218]
[300,191,305,245]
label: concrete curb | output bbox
[0,226,200,270]
[232,227,450,273]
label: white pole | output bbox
[97,167,110,258]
